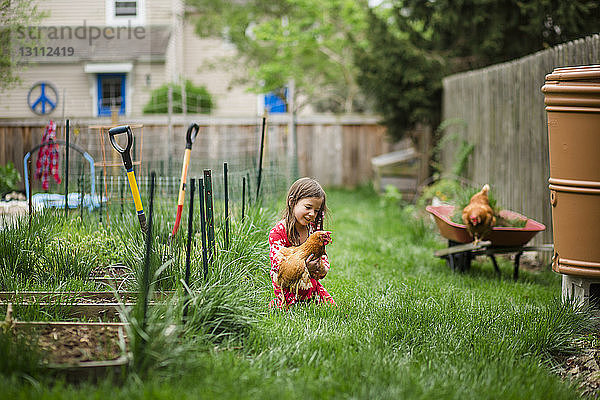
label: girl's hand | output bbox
[306,255,327,279]
[305,254,320,274]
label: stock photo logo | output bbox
[14,21,150,60]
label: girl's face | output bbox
[292,197,323,228]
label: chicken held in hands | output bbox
[462,184,496,245]
[274,231,332,302]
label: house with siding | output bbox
[0,0,390,191]
[2,0,269,119]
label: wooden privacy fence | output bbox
[0,114,391,191]
[442,34,600,245]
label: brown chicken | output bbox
[462,184,496,245]
[274,231,332,301]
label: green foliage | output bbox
[380,184,403,208]
[399,0,600,71]
[188,0,598,139]
[0,213,130,291]
[0,1,46,91]
[143,80,213,114]
[417,178,526,228]
[416,177,475,210]
[354,8,443,140]
[431,119,474,177]
[0,162,22,195]
[188,0,370,113]
[114,203,273,377]
[448,188,528,228]
[354,1,599,140]
[0,188,595,397]
[0,329,43,379]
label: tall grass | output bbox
[0,329,44,380]
[0,186,594,399]
[117,202,275,378]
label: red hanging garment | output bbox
[35,120,61,191]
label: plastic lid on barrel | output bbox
[546,65,600,82]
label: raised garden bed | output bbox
[2,301,135,320]
[0,291,174,303]
[1,290,173,320]
[14,321,130,382]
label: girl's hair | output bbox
[283,177,327,246]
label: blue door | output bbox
[98,74,126,116]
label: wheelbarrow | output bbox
[426,205,552,279]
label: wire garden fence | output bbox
[23,118,289,230]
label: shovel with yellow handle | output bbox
[108,125,146,232]
[171,123,200,237]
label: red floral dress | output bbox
[268,219,336,308]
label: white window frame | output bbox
[106,0,146,26]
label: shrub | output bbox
[143,80,213,114]
[0,162,21,195]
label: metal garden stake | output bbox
[141,172,156,337]
[183,178,195,322]
[198,178,209,281]
[241,176,246,223]
[64,119,69,219]
[256,113,266,200]
[203,169,215,259]
[99,169,103,225]
[224,162,229,250]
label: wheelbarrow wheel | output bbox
[455,251,472,272]
[446,240,472,273]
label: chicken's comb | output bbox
[316,230,332,237]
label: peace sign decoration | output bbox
[28,81,59,115]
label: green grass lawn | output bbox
[1,186,592,399]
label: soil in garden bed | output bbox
[17,323,128,365]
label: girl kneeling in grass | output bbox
[268,177,336,309]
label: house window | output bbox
[97,74,126,116]
[264,88,288,113]
[115,1,137,16]
[106,0,145,25]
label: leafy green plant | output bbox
[380,184,403,208]
[418,179,526,227]
[416,119,477,210]
[0,162,22,195]
[416,177,476,210]
[431,118,473,177]
[143,80,213,114]
[449,194,528,228]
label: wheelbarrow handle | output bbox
[186,123,200,149]
[108,125,134,170]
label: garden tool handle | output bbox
[108,125,134,170]
[171,124,199,236]
[186,123,200,149]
